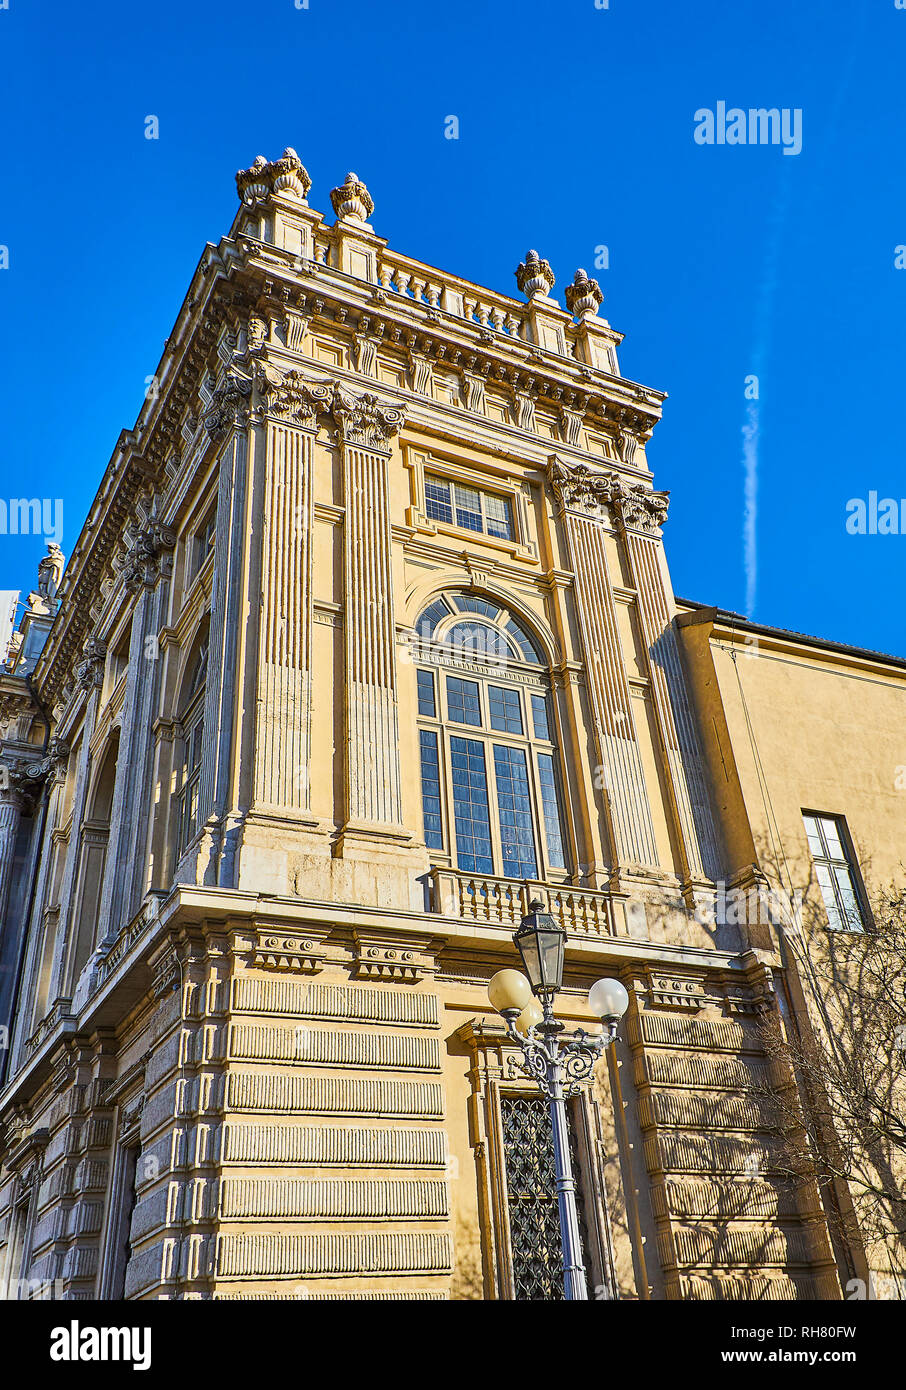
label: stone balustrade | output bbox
[430,868,618,937]
[377,251,527,339]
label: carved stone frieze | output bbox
[251,928,326,974]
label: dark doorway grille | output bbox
[500,1092,590,1300]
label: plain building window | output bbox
[424,473,514,541]
[802,812,868,932]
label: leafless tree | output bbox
[759,882,906,1274]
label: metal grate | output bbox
[500,1093,590,1300]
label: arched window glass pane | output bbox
[452,595,501,621]
[444,621,513,665]
[417,597,452,639]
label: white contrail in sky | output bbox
[742,401,759,616]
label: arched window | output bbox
[174,632,208,862]
[414,593,568,881]
[69,732,119,987]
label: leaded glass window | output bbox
[419,730,444,850]
[450,736,493,873]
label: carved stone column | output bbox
[195,370,253,888]
[0,740,70,1059]
[0,784,25,934]
[611,485,722,894]
[331,385,408,834]
[251,367,329,819]
[47,650,105,1002]
[547,457,659,876]
[98,501,175,942]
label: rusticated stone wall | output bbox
[125,947,453,1300]
[628,1002,840,1300]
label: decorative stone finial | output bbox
[565,268,604,319]
[330,172,375,225]
[236,148,312,204]
[516,250,555,299]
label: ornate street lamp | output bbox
[488,899,630,1302]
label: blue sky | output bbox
[1,0,905,654]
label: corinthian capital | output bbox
[203,371,252,440]
[114,503,176,593]
[546,456,621,515]
[613,485,670,534]
[76,636,107,692]
[1,737,70,801]
[255,365,332,424]
[330,385,406,452]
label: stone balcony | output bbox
[429,867,618,938]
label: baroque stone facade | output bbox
[0,148,903,1301]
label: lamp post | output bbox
[488,899,630,1302]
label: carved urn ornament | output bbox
[515,249,555,299]
[236,148,312,204]
[565,268,604,319]
[330,172,375,224]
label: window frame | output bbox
[414,604,569,884]
[802,810,871,933]
[423,471,515,543]
[174,637,209,865]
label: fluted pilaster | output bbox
[335,387,407,830]
[547,459,659,870]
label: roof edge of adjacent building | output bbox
[675,597,906,676]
